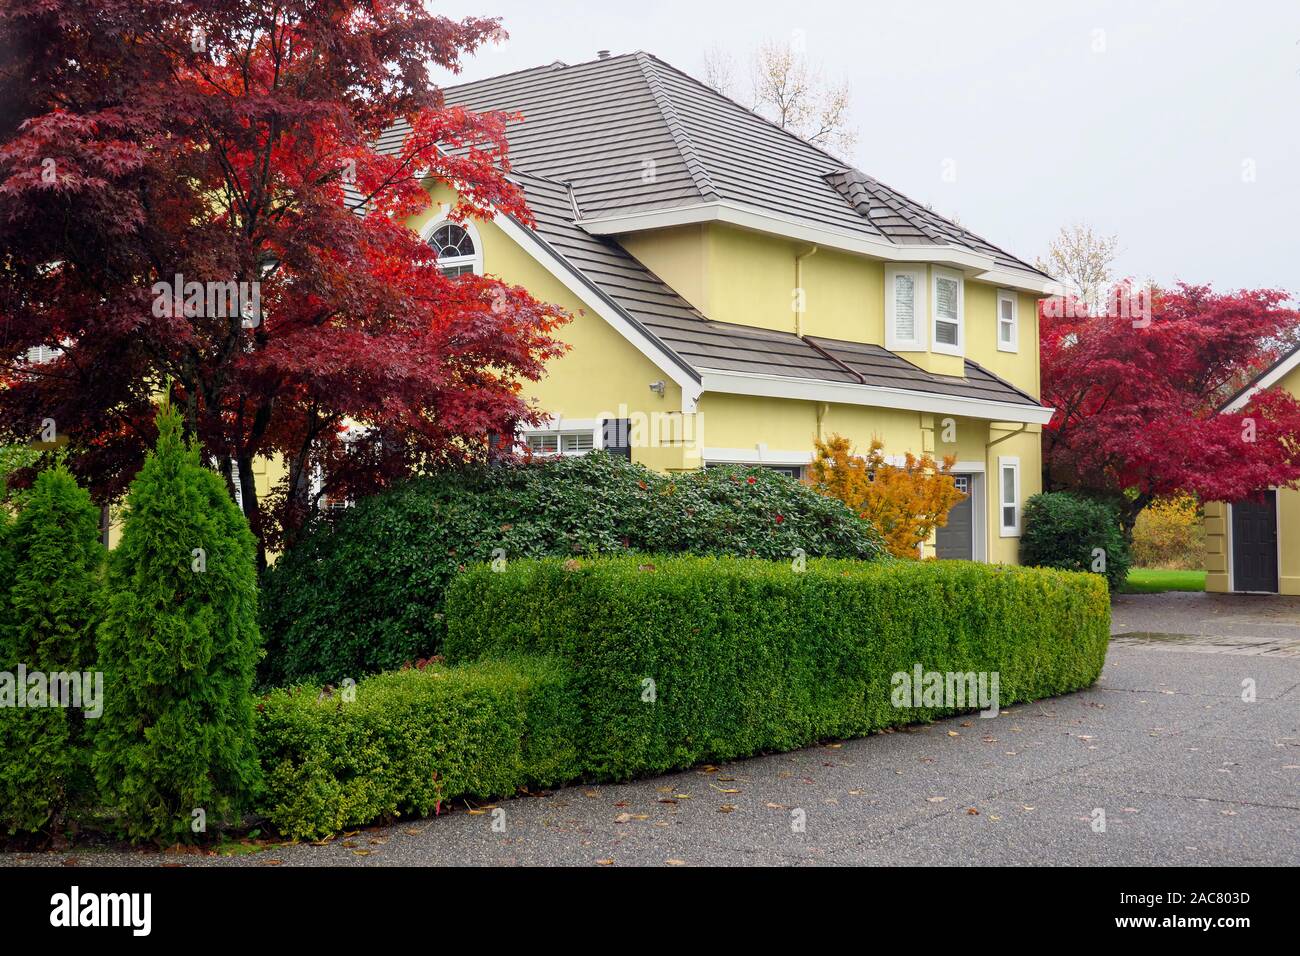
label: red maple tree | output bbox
[1041,282,1300,534]
[0,0,568,567]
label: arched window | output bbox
[428,221,481,277]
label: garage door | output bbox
[1232,492,1278,593]
[936,475,973,560]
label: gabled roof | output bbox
[1220,342,1300,412]
[380,52,1053,422]
[384,51,1048,281]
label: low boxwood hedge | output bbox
[258,453,884,688]
[446,556,1110,780]
[259,557,1109,838]
[255,657,580,840]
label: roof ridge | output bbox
[827,168,945,243]
[856,170,1049,278]
[637,52,856,174]
[634,53,718,201]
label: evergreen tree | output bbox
[0,465,106,834]
[94,406,262,842]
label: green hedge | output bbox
[1020,492,1131,592]
[255,657,580,840]
[260,454,883,687]
[446,557,1110,780]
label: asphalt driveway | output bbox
[4,592,1298,867]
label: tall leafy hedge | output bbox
[0,466,106,834]
[93,407,262,842]
[1019,491,1132,591]
[260,453,885,686]
[447,556,1111,781]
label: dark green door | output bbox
[936,474,973,560]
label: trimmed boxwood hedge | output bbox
[258,557,1109,838]
[255,657,580,840]
[446,556,1110,780]
[259,453,884,687]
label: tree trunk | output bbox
[1117,492,1152,547]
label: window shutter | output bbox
[602,418,632,459]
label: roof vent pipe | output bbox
[597,50,611,59]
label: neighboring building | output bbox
[1204,347,1300,594]
[381,52,1054,562]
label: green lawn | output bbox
[1121,568,1206,594]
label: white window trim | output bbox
[998,455,1021,537]
[884,266,927,352]
[931,267,965,357]
[519,418,600,457]
[420,206,483,276]
[996,290,1019,353]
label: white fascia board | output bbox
[490,212,703,412]
[577,201,1056,296]
[1222,349,1300,412]
[973,267,1063,297]
[698,368,1056,425]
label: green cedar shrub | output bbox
[446,556,1111,781]
[255,656,580,840]
[1019,492,1132,592]
[0,466,106,834]
[93,406,262,843]
[260,453,885,686]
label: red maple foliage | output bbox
[0,0,569,566]
[1041,282,1300,533]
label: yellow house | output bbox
[189,51,1057,564]
[1204,347,1300,594]
[368,51,1054,563]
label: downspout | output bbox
[794,244,818,337]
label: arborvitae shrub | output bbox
[0,465,106,835]
[93,407,262,843]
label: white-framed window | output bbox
[524,430,596,456]
[230,459,244,510]
[885,266,927,351]
[424,217,482,277]
[931,268,964,356]
[998,455,1021,537]
[996,290,1018,353]
[25,344,63,364]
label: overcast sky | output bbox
[433,0,1300,294]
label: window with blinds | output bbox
[885,267,926,351]
[525,431,595,456]
[932,269,963,354]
